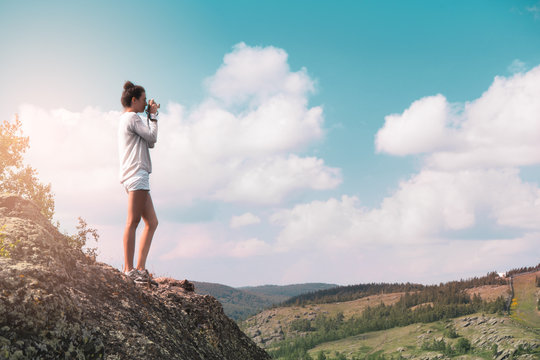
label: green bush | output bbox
[421,339,447,352]
[443,326,459,338]
[455,337,471,354]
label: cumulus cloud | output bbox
[230,213,261,228]
[375,94,457,155]
[271,168,540,252]
[150,43,340,205]
[376,65,540,170]
[207,42,314,106]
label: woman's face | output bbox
[131,91,147,113]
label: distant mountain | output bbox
[193,281,271,321]
[193,281,338,321]
[239,283,339,303]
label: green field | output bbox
[510,271,540,330]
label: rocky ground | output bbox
[456,315,539,360]
[0,194,270,360]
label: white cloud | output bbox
[230,212,261,228]
[150,43,340,205]
[207,42,314,106]
[270,169,540,251]
[212,154,340,204]
[376,94,457,155]
[508,59,526,74]
[376,65,540,170]
[266,233,540,286]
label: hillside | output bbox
[240,270,540,359]
[302,272,540,359]
[0,194,269,359]
[241,291,408,346]
[194,281,338,321]
[307,314,539,359]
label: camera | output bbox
[145,99,160,117]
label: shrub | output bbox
[455,337,471,354]
[67,217,99,259]
[444,326,459,338]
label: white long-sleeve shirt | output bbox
[118,112,158,184]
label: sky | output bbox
[1,0,540,287]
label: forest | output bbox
[505,264,540,277]
[282,271,507,307]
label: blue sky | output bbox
[1,1,540,286]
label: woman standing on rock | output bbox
[118,81,159,285]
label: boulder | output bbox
[0,194,270,360]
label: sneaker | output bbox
[125,269,146,284]
[137,269,158,286]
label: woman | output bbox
[118,81,159,284]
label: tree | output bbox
[1,116,99,258]
[0,116,55,220]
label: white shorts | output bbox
[123,169,150,193]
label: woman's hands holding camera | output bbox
[147,99,160,114]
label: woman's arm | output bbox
[129,114,158,146]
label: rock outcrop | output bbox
[0,194,270,360]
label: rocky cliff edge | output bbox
[0,194,270,360]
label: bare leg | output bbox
[122,190,149,272]
[136,193,158,271]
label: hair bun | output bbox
[123,81,135,90]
